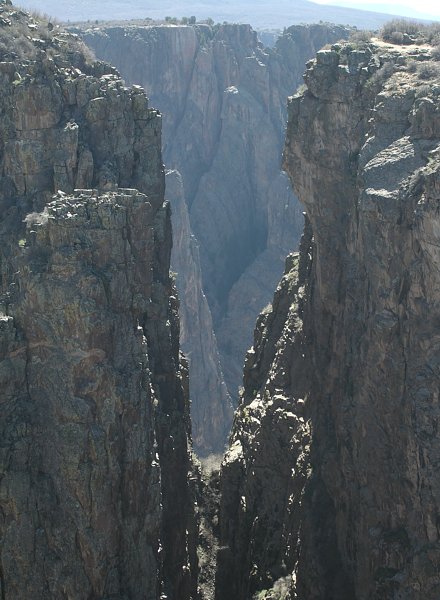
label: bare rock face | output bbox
[81,23,349,454]
[166,169,233,456]
[217,39,440,599]
[0,6,197,599]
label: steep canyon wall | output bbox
[218,38,440,599]
[0,5,197,599]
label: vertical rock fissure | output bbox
[0,558,5,600]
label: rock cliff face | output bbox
[0,6,197,599]
[81,23,349,453]
[165,169,232,455]
[218,39,440,599]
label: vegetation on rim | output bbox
[0,4,94,62]
[380,18,440,45]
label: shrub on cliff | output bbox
[381,19,420,43]
[381,19,440,45]
[0,31,35,60]
[0,6,94,64]
[349,29,373,43]
[423,23,440,43]
[431,45,440,60]
[365,61,395,90]
[417,61,440,80]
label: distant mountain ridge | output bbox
[317,1,439,21]
[18,0,436,29]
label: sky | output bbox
[313,0,440,19]
[15,0,440,26]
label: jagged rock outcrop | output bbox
[0,6,197,599]
[80,23,349,453]
[217,38,440,599]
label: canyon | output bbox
[1,2,440,599]
[80,21,349,454]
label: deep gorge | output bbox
[79,21,349,455]
[1,3,440,599]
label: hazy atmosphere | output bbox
[17,0,440,26]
